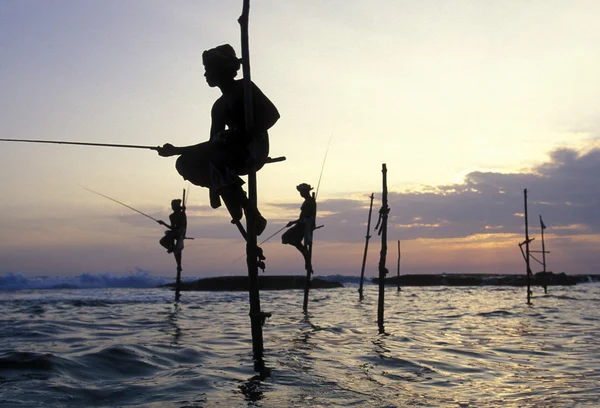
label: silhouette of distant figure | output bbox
[157,44,280,236]
[159,199,187,271]
[282,183,316,269]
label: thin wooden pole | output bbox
[174,188,185,302]
[377,164,389,331]
[358,193,375,301]
[303,193,316,312]
[239,0,264,360]
[540,215,548,294]
[302,245,312,312]
[396,240,401,292]
[524,189,532,305]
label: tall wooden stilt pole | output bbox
[303,192,316,312]
[302,244,312,312]
[174,188,186,302]
[239,0,264,361]
[174,254,182,301]
[358,193,375,301]
[377,164,389,332]
[524,189,532,305]
[396,240,401,293]
[540,215,548,294]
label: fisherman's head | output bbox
[202,44,241,87]
[171,199,183,211]
[296,183,313,197]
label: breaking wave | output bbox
[0,271,174,291]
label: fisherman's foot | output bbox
[209,188,222,209]
[255,214,267,236]
[220,188,243,221]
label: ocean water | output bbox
[1,276,599,407]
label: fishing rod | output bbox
[315,132,334,200]
[81,186,162,223]
[230,133,333,264]
[247,133,333,247]
[80,185,195,240]
[184,183,191,207]
[0,138,159,151]
[259,224,289,247]
[231,225,287,264]
[232,224,324,264]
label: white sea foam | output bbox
[0,271,175,290]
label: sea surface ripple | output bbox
[1,284,599,407]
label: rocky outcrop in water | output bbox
[165,276,343,292]
[375,272,599,286]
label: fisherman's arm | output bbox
[157,143,204,157]
[252,83,280,131]
[286,218,300,227]
[158,220,173,229]
[158,102,226,156]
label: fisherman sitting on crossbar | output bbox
[157,44,280,236]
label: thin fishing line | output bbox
[315,132,334,200]
[80,185,160,223]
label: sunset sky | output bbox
[1,0,599,278]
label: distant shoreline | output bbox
[163,272,599,292]
[377,272,599,287]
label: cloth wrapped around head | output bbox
[296,183,313,192]
[202,44,241,74]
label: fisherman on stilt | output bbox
[157,44,280,236]
[282,183,317,272]
[159,198,187,272]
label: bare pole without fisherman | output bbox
[375,164,390,332]
[358,193,375,301]
[397,240,401,293]
[522,189,533,305]
[530,215,550,294]
[239,0,265,362]
[540,215,548,294]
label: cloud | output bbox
[273,146,600,243]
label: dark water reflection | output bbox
[0,284,599,406]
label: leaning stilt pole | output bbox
[358,193,374,301]
[239,0,264,360]
[396,240,401,292]
[376,164,389,331]
[524,189,532,305]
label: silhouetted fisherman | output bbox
[159,199,187,271]
[157,44,280,236]
[282,183,316,270]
